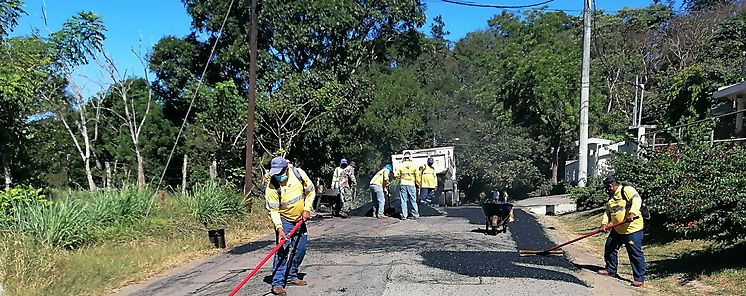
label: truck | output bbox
[391,146,459,206]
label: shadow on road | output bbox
[448,207,560,251]
[229,240,274,255]
[421,250,588,287]
[445,206,485,225]
[509,209,557,251]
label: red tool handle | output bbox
[545,217,638,252]
[228,220,304,296]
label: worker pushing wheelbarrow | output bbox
[481,191,515,235]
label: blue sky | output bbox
[11,0,681,96]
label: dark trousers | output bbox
[271,219,308,288]
[604,229,646,282]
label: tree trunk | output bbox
[550,140,560,185]
[209,160,217,179]
[182,154,188,195]
[2,153,11,189]
[105,161,112,189]
[135,150,146,188]
[84,157,96,191]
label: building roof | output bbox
[714,81,746,99]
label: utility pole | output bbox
[577,0,592,187]
[244,0,259,206]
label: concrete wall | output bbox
[565,139,637,184]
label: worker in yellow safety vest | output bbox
[598,176,646,288]
[416,157,438,206]
[264,156,315,296]
[394,151,419,220]
[369,164,392,219]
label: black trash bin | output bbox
[207,229,226,248]
[216,229,226,248]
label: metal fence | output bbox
[642,109,746,148]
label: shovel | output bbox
[519,217,638,256]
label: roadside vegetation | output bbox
[0,185,271,296]
[566,127,746,295]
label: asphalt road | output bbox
[115,207,595,296]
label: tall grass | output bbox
[178,181,246,229]
[85,186,155,227]
[14,199,91,249]
[8,187,155,249]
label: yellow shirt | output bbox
[370,168,390,186]
[265,168,316,230]
[602,185,644,234]
[417,165,437,189]
[394,160,418,186]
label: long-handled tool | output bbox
[228,220,304,296]
[518,217,637,256]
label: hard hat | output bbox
[340,158,348,165]
[385,164,393,171]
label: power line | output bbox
[426,0,686,14]
[156,0,236,189]
[439,0,556,9]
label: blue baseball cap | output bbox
[385,164,392,171]
[340,159,348,165]
[269,157,288,175]
[427,157,434,164]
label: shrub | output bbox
[0,186,48,226]
[611,139,746,242]
[569,177,608,210]
[178,181,246,229]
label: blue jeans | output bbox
[604,229,646,282]
[271,218,308,288]
[399,185,419,219]
[420,188,436,204]
[370,184,385,217]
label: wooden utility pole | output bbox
[244,0,259,207]
[578,0,592,187]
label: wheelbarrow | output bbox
[481,202,513,234]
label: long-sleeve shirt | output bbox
[394,160,418,186]
[370,168,391,186]
[602,185,644,234]
[338,166,356,188]
[265,167,316,230]
[417,165,437,189]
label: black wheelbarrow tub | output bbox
[481,202,513,219]
[481,202,513,234]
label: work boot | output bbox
[271,287,287,295]
[631,281,645,287]
[597,270,615,277]
[289,279,307,286]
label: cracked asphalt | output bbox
[115,207,594,296]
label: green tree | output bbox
[0,36,52,188]
[0,0,24,38]
[149,0,426,182]
[37,11,107,191]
